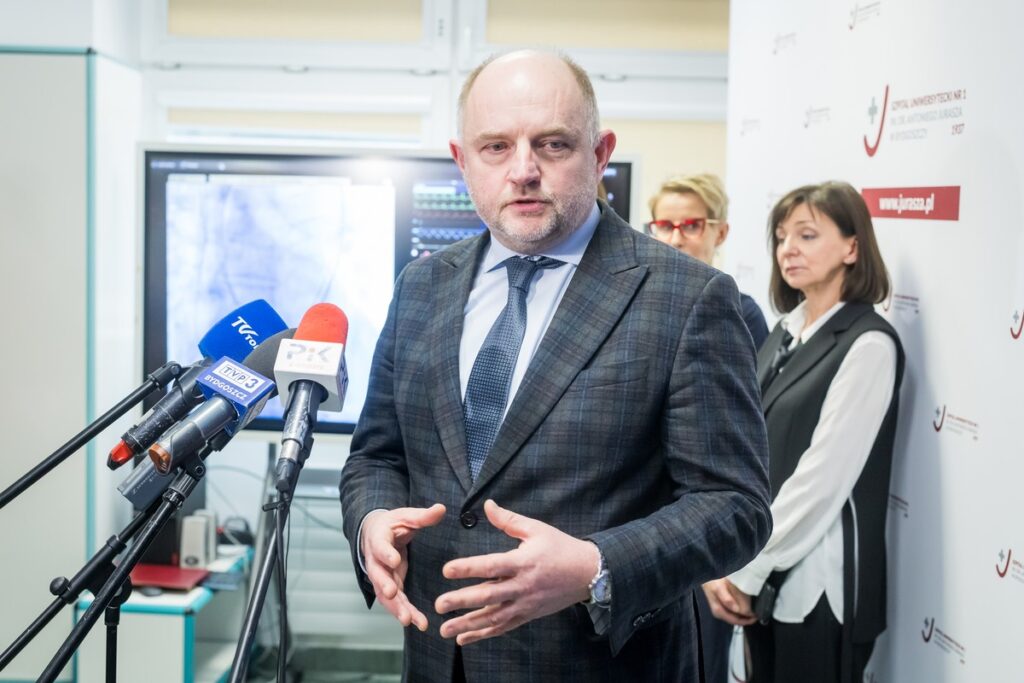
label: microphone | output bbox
[273,303,349,493]
[119,328,295,508]
[147,328,290,475]
[108,300,287,469]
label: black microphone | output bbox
[118,329,295,508]
[108,300,288,469]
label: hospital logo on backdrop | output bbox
[863,85,889,156]
[920,616,967,665]
[849,1,881,29]
[862,85,967,156]
[772,33,797,55]
[1010,310,1024,339]
[880,291,920,318]
[804,106,831,128]
[931,404,979,440]
[995,548,1024,584]
[739,118,761,136]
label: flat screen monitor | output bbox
[143,147,634,433]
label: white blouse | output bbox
[728,301,897,623]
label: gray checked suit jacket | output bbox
[340,204,772,682]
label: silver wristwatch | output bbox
[588,547,612,607]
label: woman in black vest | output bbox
[701,181,904,683]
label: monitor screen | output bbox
[143,148,633,433]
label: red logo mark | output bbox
[864,85,889,157]
[922,617,935,642]
[933,405,946,432]
[1012,311,1024,339]
[997,549,1012,578]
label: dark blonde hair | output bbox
[649,173,729,221]
[768,181,890,313]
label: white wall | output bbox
[0,0,92,48]
[92,54,145,549]
[724,1,1024,680]
[0,51,88,683]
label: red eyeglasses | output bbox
[644,218,720,239]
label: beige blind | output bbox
[168,0,423,43]
[486,0,729,52]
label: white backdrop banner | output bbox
[724,1,1024,681]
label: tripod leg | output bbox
[105,605,120,683]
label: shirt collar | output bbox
[781,300,846,343]
[480,202,600,273]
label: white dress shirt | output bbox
[728,301,897,624]
[458,203,599,405]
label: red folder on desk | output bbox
[130,563,210,591]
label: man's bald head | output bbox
[456,50,600,146]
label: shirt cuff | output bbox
[356,509,388,575]
[586,601,611,635]
[583,540,611,634]
[729,557,773,596]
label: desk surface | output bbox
[77,545,251,615]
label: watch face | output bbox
[593,571,612,604]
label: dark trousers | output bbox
[696,589,733,683]
[452,646,466,683]
[745,595,874,683]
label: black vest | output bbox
[757,302,904,642]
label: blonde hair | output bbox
[456,50,600,145]
[649,173,729,221]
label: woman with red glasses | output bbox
[648,173,768,682]
[647,173,769,348]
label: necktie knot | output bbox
[505,256,562,292]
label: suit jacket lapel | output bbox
[760,302,872,413]
[471,211,648,494]
[427,235,488,493]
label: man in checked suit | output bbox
[340,50,772,682]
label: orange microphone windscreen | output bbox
[294,303,349,344]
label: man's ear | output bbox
[450,139,466,172]
[594,130,617,177]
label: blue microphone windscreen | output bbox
[198,299,288,362]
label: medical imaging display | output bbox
[144,150,633,432]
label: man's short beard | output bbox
[490,189,595,253]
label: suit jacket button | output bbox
[460,511,478,528]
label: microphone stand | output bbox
[0,497,162,674]
[36,447,212,683]
[227,433,313,683]
[0,361,182,510]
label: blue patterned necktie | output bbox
[463,255,562,481]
